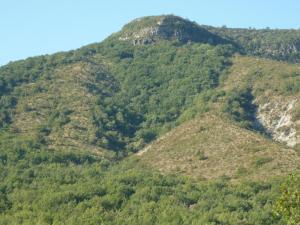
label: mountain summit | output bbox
[116,15,227,45]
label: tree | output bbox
[275,174,300,225]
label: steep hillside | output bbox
[1,15,299,161]
[136,114,300,181]
[110,15,300,63]
[0,36,233,155]
[0,55,120,157]
[221,56,300,148]
[10,60,117,156]
[177,54,300,148]
[205,25,300,62]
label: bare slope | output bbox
[136,114,300,181]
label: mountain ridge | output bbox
[103,15,300,62]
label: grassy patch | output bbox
[253,156,273,167]
[293,105,300,121]
[235,167,250,177]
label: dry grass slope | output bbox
[135,114,300,181]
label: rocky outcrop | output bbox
[117,15,228,45]
[256,98,300,147]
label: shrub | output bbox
[253,157,273,167]
[196,150,208,160]
[275,174,300,225]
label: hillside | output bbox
[0,14,300,224]
[204,25,300,62]
[0,140,285,224]
[0,28,233,155]
[136,114,300,181]
[2,16,299,156]
[221,56,300,148]
[177,54,300,149]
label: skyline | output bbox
[1,0,300,66]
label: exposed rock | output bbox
[256,98,300,147]
[117,15,228,45]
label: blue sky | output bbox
[1,0,300,66]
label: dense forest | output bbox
[0,133,286,225]
[0,15,300,224]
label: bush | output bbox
[222,87,257,128]
[275,174,300,225]
[253,157,273,167]
[196,150,208,160]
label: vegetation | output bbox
[221,87,256,128]
[275,174,300,225]
[205,25,300,62]
[136,114,300,181]
[253,157,273,168]
[0,14,300,224]
[116,15,230,45]
[0,38,234,155]
[0,133,287,225]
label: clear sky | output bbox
[1,0,300,66]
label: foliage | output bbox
[275,174,300,225]
[0,133,285,225]
[0,40,233,154]
[1,15,300,224]
[205,26,300,62]
[196,149,208,160]
[253,157,273,168]
[222,87,257,128]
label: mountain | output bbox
[0,23,234,156]
[0,15,300,224]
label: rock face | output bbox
[256,98,300,147]
[117,15,228,45]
